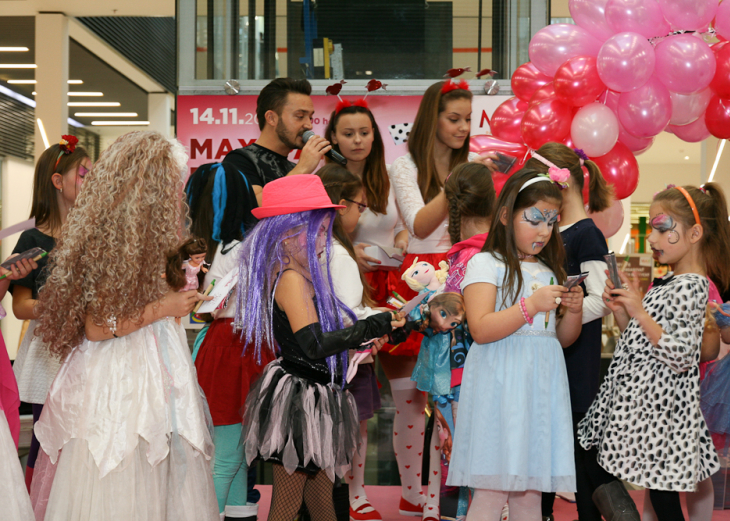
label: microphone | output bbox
[302,130,347,165]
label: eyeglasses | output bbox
[344,198,368,213]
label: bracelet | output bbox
[519,297,533,325]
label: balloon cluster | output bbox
[483,0,730,203]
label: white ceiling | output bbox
[636,131,702,166]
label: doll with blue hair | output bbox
[234,175,405,520]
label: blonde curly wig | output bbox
[35,131,189,357]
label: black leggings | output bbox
[648,490,684,521]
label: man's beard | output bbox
[276,119,301,150]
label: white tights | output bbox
[466,489,541,521]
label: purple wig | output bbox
[233,208,357,387]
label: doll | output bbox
[410,292,466,404]
[401,257,450,301]
[166,237,209,292]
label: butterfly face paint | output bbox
[520,207,559,250]
[650,213,680,244]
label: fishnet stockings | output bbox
[268,465,337,521]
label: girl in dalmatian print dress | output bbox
[578,183,730,521]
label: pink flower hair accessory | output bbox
[530,151,570,190]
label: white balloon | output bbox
[571,103,620,157]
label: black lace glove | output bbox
[294,312,393,359]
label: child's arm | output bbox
[611,273,705,372]
[0,256,38,303]
[12,286,37,320]
[85,289,210,341]
[464,282,565,344]
[701,326,721,362]
[602,270,631,331]
[556,286,584,347]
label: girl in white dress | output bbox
[29,131,218,521]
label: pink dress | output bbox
[182,261,203,291]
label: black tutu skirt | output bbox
[242,360,359,482]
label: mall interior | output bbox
[2,0,730,520]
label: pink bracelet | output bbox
[519,297,533,325]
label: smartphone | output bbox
[564,272,589,291]
[604,251,623,292]
[1,247,46,270]
[491,152,518,174]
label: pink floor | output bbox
[254,485,730,520]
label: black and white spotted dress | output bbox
[577,273,720,492]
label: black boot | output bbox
[592,481,640,521]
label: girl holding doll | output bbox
[447,169,583,520]
[578,183,730,521]
[233,174,405,521]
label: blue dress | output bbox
[447,253,576,492]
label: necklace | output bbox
[518,252,534,260]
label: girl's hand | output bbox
[354,243,380,273]
[560,286,584,314]
[161,290,213,318]
[390,310,407,330]
[526,285,566,314]
[394,238,409,255]
[370,335,387,356]
[0,255,38,281]
[605,270,644,317]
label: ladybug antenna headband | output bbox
[54,135,79,171]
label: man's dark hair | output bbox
[256,78,312,130]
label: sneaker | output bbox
[399,496,425,517]
[349,500,382,521]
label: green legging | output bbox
[213,424,249,514]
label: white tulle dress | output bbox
[29,317,219,521]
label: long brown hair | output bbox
[653,183,730,292]
[324,105,390,214]
[444,162,496,244]
[483,169,567,309]
[524,142,614,213]
[165,237,208,291]
[30,142,89,235]
[316,164,375,307]
[408,81,473,203]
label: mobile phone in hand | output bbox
[564,272,589,291]
[1,247,46,271]
[604,252,623,292]
[491,152,518,174]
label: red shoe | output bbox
[349,501,382,521]
[399,496,425,517]
[422,504,440,521]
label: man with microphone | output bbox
[223,78,342,216]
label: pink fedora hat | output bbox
[251,174,345,219]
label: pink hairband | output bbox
[530,151,570,188]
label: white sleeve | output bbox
[329,248,379,320]
[205,242,242,319]
[388,156,424,237]
[461,253,499,291]
[580,260,612,324]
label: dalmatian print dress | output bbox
[578,273,719,492]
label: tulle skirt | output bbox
[30,318,219,521]
[701,354,730,454]
[243,360,359,482]
[0,410,34,521]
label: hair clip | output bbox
[441,79,470,94]
[573,148,588,165]
[55,135,79,170]
[699,185,707,194]
[530,151,570,189]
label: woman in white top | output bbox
[324,103,406,521]
[386,79,495,518]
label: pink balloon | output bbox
[706,95,730,139]
[717,0,730,41]
[588,199,624,238]
[657,0,718,32]
[617,76,672,138]
[529,82,556,106]
[571,103,619,157]
[597,32,656,92]
[554,56,606,107]
[598,89,621,111]
[618,119,655,154]
[669,89,713,125]
[591,142,640,200]
[710,42,730,99]
[569,0,615,41]
[528,24,603,77]
[605,0,671,39]
[490,97,529,144]
[469,134,528,161]
[520,98,573,150]
[654,35,716,94]
[511,62,553,103]
[668,117,711,142]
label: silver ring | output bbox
[555,297,562,305]
[622,283,629,290]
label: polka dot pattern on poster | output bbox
[389,122,412,145]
